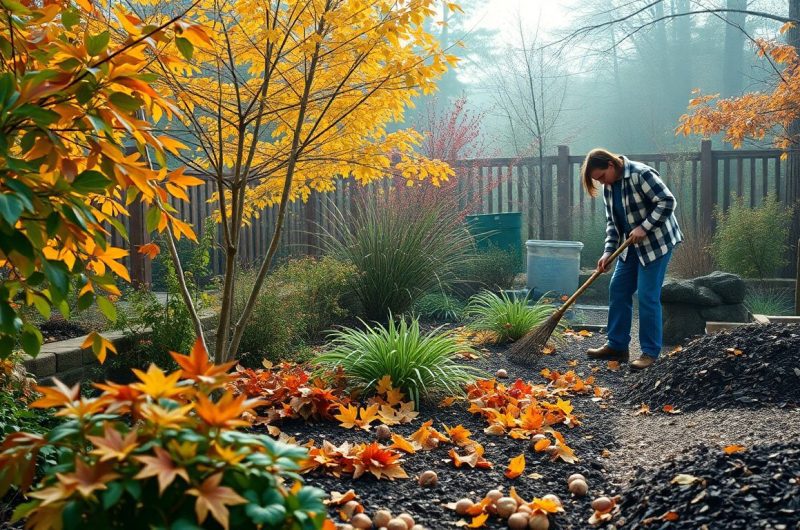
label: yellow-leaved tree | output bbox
[141,0,460,362]
[0,1,205,360]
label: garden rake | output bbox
[507,235,635,362]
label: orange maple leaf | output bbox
[468,512,489,528]
[170,338,236,383]
[135,446,190,494]
[195,393,264,429]
[187,473,247,530]
[444,424,473,447]
[352,442,408,480]
[504,454,525,479]
[389,433,416,454]
[88,425,138,462]
[137,242,160,259]
[31,379,80,409]
[723,444,746,454]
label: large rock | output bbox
[700,303,750,323]
[661,280,722,306]
[662,303,706,345]
[692,271,746,304]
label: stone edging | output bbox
[23,314,217,386]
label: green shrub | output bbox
[233,269,302,367]
[270,256,356,338]
[744,287,794,316]
[323,193,475,320]
[313,316,485,406]
[412,292,465,322]
[453,245,519,298]
[465,290,560,343]
[0,343,328,530]
[712,195,793,278]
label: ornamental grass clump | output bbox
[313,316,485,406]
[0,340,328,530]
[465,290,561,343]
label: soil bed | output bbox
[622,323,800,412]
[38,318,88,343]
[616,442,800,529]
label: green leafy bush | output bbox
[313,316,485,406]
[0,342,328,530]
[465,290,560,343]
[270,256,356,337]
[412,292,465,322]
[323,193,474,320]
[452,245,519,298]
[712,195,793,278]
[744,287,794,316]
[233,269,302,367]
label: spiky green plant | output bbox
[413,292,465,322]
[313,316,485,406]
[322,192,475,320]
[465,290,561,343]
[744,287,793,316]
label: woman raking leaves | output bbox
[580,149,684,369]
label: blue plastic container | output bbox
[526,240,584,297]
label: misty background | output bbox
[402,0,787,158]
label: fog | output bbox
[405,0,789,158]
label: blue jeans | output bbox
[607,249,672,358]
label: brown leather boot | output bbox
[631,355,656,370]
[586,344,628,362]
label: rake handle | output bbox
[553,236,635,318]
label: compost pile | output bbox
[617,442,800,529]
[623,323,800,411]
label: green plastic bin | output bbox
[465,213,523,271]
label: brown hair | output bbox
[581,148,623,197]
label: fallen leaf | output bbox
[725,347,744,356]
[567,359,579,367]
[668,345,683,357]
[662,511,680,521]
[600,449,611,458]
[578,330,593,337]
[634,403,651,416]
[541,345,555,355]
[662,405,682,414]
[671,474,701,486]
[468,513,489,528]
[527,472,544,480]
[327,490,358,506]
[533,438,551,452]
[504,454,525,479]
[723,444,746,455]
[607,361,620,371]
[439,396,457,407]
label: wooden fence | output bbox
[121,139,789,284]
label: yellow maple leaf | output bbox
[723,444,746,455]
[504,454,525,479]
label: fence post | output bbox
[305,192,317,255]
[556,145,571,240]
[128,196,152,289]
[700,139,715,230]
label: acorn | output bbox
[568,479,588,497]
[567,473,586,485]
[508,512,529,530]
[373,510,392,527]
[351,513,372,529]
[418,470,438,487]
[387,519,407,530]
[528,514,549,530]
[496,369,509,378]
[591,496,614,513]
[455,498,474,515]
[376,424,392,441]
[397,514,415,529]
[495,497,518,519]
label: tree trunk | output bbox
[786,0,800,277]
[722,0,747,97]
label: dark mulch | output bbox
[280,331,632,529]
[39,318,88,343]
[616,442,800,530]
[621,323,800,412]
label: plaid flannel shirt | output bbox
[603,156,683,266]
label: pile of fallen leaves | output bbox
[617,442,800,529]
[624,323,800,411]
[464,372,609,465]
